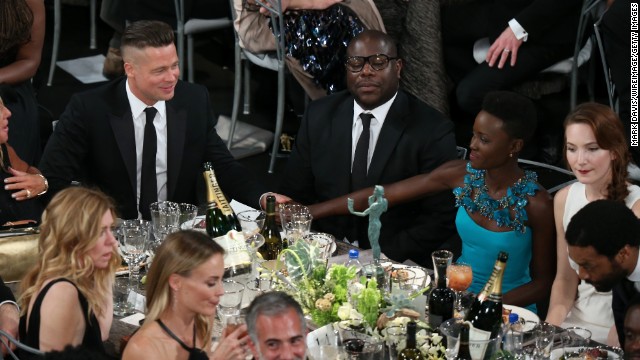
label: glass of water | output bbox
[218,280,245,327]
[535,322,556,359]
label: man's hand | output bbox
[0,302,20,355]
[486,27,524,69]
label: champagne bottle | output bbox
[456,322,472,360]
[397,321,425,360]
[258,195,283,260]
[464,251,508,359]
[428,251,455,328]
[202,162,241,237]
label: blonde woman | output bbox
[123,230,248,360]
[18,187,120,354]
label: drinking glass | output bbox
[279,204,310,244]
[149,201,180,242]
[302,232,336,260]
[218,280,245,326]
[178,203,198,227]
[113,276,133,316]
[237,209,266,250]
[447,262,473,318]
[118,219,151,285]
[534,322,556,359]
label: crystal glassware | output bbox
[447,262,473,318]
[218,280,245,326]
[118,219,151,286]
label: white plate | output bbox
[380,262,431,287]
[550,347,623,360]
[504,304,539,331]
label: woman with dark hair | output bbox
[545,102,640,344]
[0,0,44,164]
[123,230,248,360]
[309,91,555,311]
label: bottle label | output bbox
[213,230,252,268]
[466,321,492,360]
[204,170,234,216]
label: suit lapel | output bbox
[110,84,137,195]
[329,98,354,194]
[166,103,187,200]
[367,91,410,184]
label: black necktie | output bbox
[139,107,158,220]
[351,113,374,190]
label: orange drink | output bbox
[447,263,473,292]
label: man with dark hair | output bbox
[280,30,459,268]
[246,292,306,360]
[39,20,288,219]
[565,199,640,346]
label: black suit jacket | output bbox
[280,90,460,267]
[39,78,266,219]
[0,277,14,303]
[613,277,640,347]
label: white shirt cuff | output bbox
[508,19,529,42]
[0,300,19,313]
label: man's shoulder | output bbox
[307,90,353,112]
[400,90,449,122]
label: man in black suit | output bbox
[39,20,285,219]
[565,200,640,347]
[280,30,459,268]
[0,277,19,354]
[441,0,582,116]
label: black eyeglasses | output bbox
[345,54,399,72]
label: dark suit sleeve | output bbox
[38,94,90,201]
[201,89,268,209]
[514,0,581,39]
[278,105,318,204]
[381,117,460,266]
[0,277,15,303]
[612,280,636,347]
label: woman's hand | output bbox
[211,324,251,360]
[4,167,47,201]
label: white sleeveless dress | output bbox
[562,182,640,343]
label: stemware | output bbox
[237,209,266,250]
[149,201,180,243]
[279,204,311,245]
[178,203,198,227]
[118,219,151,286]
[218,280,245,327]
[447,262,473,318]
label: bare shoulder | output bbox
[123,323,174,360]
[40,280,80,307]
[527,185,554,218]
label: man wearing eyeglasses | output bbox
[280,30,460,268]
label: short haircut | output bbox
[566,199,640,257]
[481,91,537,142]
[347,30,398,57]
[246,291,305,344]
[121,20,174,52]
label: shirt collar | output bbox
[628,250,640,282]
[126,79,167,120]
[353,92,398,126]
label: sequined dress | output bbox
[453,163,539,312]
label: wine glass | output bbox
[447,262,473,318]
[149,201,180,242]
[118,219,151,287]
[237,210,266,282]
[279,204,310,245]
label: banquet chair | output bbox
[173,0,233,82]
[47,0,97,86]
[518,158,577,195]
[226,0,286,173]
[0,330,44,360]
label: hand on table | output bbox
[486,27,524,69]
[4,167,47,201]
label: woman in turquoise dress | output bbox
[309,91,556,311]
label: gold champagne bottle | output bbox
[464,251,508,359]
[202,162,241,237]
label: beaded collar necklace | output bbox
[453,162,539,233]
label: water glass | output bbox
[280,204,310,244]
[119,219,151,283]
[218,280,245,326]
[534,322,556,359]
[113,277,133,316]
[178,203,198,227]
[303,232,336,260]
[149,201,180,242]
[241,280,264,308]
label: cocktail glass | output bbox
[447,262,473,318]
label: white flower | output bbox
[430,332,443,345]
[389,316,411,327]
[337,303,353,320]
[348,309,364,325]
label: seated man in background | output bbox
[280,30,460,268]
[38,20,286,220]
[246,292,307,360]
[565,200,640,347]
[624,295,640,359]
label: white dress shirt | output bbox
[126,80,168,217]
[351,92,398,171]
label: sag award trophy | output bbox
[348,185,388,289]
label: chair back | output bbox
[0,329,44,360]
[517,158,577,195]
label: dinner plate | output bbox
[504,304,539,331]
[550,347,623,360]
[380,262,431,287]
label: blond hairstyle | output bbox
[144,230,225,350]
[20,187,121,319]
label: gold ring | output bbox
[25,189,31,198]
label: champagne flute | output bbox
[447,262,473,318]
